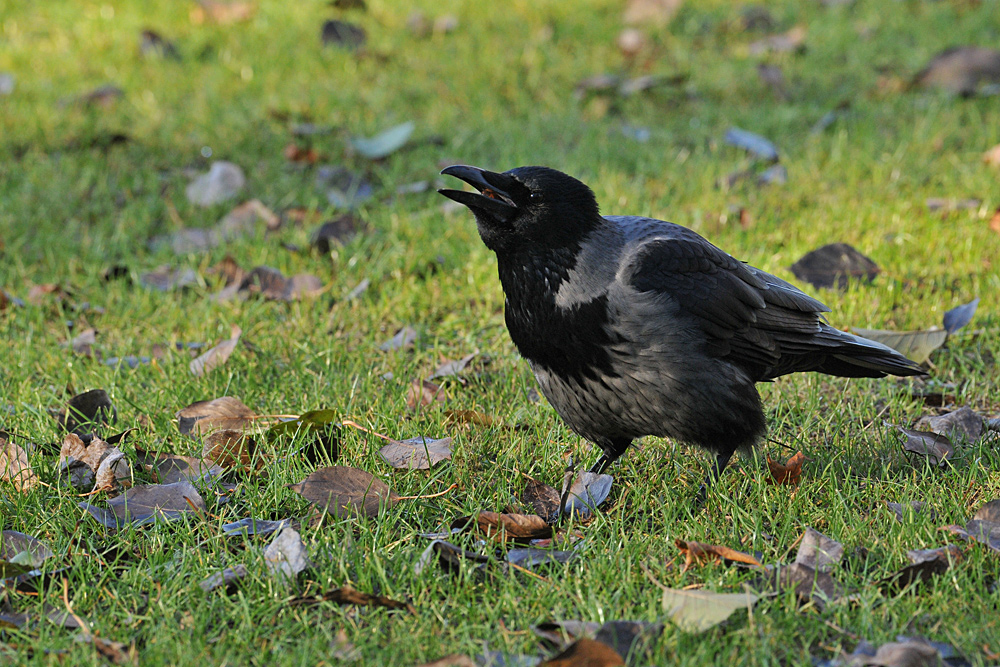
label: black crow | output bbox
[439,165,925,492]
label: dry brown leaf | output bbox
[990,209,1000,236]
[177,396,258,436]
[407,379,446,410]
[766,451,805,485]
[284,143,320,164]
[475,512,553,543]
[289,584,415,614]
[415,656,477,667]
[202,429,260,472]
[58,433,131,492]
[540,637,625,666]
[675,539,765,572]
[0,438,38,492]
[190,325,242,376]
[444,409,501,427]
[289,465,399,519]
[378,436,452,470]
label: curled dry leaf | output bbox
[539,637,624,667]
[177,396,258,436]
[942,297,978,334]
[881,545,962,592]
[59,388,116,434]
[378,436,452,470]
[289,584,415,614]
[190,325,242,376]
[757,563,847,611]
[289,465,398,519]
[885,501,934,524]
[896,426,953,467]
[59,433,131,492]
[789,243,879,290]
[135,448,223,484]
[474,512,552,543]
[766,451,805,485]
[675,539,764,572]
[1,438,38,492]
[414,539,493,576]
[913,46,1000,96]
[444,410,502,428]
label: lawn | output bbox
[1,0,999,665]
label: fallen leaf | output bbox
[289,465,398,519]
[264,526,312,580]
[757,63,788,100]
[925,197,980,213]
[221,518,291,537]
[199,564,249,593]
[789,243,879,290]
[191,1,256,25]
[724,127,779,161]
[748,25,806,55]
[350,122,415,160]
[475,512,552,543]
[407,379,446,410]
[415,656,476,667]
[74,84,124,107]
[915,407,983,444]
[661,588,759,633]
[895,426,954,467]
[533,620,602,650]
[190,325,242,376]
[315,165,373,209]
[135,449,223,484]
[185,161,245,207]
[380,326,419,351]
[539,637,624,667]
[414,539,493,576]
[523,478,562,523]
[885,501,935,523]
[80,480,206,527]
[913,46,1000,96]
[675,539,764,572]
[289,584,415,614]
[795,527,844,572]
[561,471,613,519]
[78,634,137,666]
[139,29,179,59]
[321,19,366,49]
[202,429,259,472]
[138,265,198,291]
[881,545,962,592]
[594,621,663,664]
[70,327,98,357]
[444,410,501,427]
[311,215,361,252]
[758,562,846,611]
[238,266,324,301]
[284,143,320,164]
[59,433,132,492]
[766,451,805,485]
[177,396,258,436]
[379,436,452,469]
[1,438,38,492]
[1,531,54,581]
[851,328,946,365]
[430,353,477,380]
[58,388,117,434]
[942,298,978,334]
[506,547,577,570]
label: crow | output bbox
[439,165,926,493]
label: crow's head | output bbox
[439,165,601,254]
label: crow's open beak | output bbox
[438,165,518,217]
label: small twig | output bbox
[824,620,860,641]
[341,419,392,442]
[396,483,457,501]
[639,561,668,592]
[508,562,549,583]
[61,578,91,637]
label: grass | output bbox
[2,0,999,664]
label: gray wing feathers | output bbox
[618,226,923,380]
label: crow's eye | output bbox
[528,192,541,202]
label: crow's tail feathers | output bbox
[815,328,927,378]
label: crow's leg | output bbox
[694,447,736,505]
[590,438,631,474]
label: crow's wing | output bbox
[622,235,855,380]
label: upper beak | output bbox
[438,165,518,216]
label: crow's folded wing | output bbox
[624,237,842,379]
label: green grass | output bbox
[2,0,999,664]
